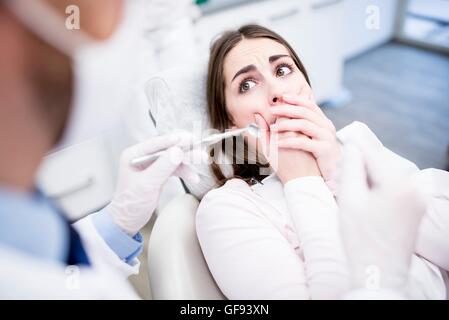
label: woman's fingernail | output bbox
[270,124,278,130]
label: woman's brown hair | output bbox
[207,24,311,186]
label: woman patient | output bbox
[196,25,449,299]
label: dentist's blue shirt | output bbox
[0,186,143,265]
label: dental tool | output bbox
[130,123,260,167]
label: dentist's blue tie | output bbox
[65,221,91,266]
[38,189,91,266]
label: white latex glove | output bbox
[337,143,426,293]
[107,134,200,236]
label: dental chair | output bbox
[148,193,225,299]
[144,64,226,299]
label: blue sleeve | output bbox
[91,208,143,264]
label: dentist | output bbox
[0,0,197,298]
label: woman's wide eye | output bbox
[240,80,256,93]
[277,66,292,77]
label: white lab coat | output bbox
[0,0,199,299]
[0,215,140,299]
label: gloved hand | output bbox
[107,134,200,236]
[337,143,426,293]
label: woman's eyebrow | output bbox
[232,64,256,82]
[231,54,290,83]
[269,54,290,63]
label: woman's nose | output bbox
[267,76,287,106]
[268,82,285,106]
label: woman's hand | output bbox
[269,93,341,184]
[255,114,321,184]
[274,121,321,184]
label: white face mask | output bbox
[5,0,127,150]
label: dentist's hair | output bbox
[206,24,311,185]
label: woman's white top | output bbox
[196,122,449,300]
